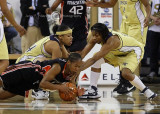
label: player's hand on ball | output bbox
[59,84,71,94]
[59,82,78,101]
[77,86,85,96]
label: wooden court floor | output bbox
[0,84,160,114]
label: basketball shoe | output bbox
[116,81,136,94]
[141,87,157,101]
[113,76,136,94]
[79,86,101,99]
[32,89,49,100]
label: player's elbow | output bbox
[39,81,46,89]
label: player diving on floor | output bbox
[0,53,84,100]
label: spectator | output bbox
[20,0,50,53]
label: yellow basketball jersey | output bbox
[105,30,144,62]
[103,31,144,72]
[16,36,60,63]
[119,0,146,24]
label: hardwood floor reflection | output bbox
[0,84,160,114]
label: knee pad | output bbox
[91,58,105,68]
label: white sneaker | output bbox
[32,89,49,100]
[141,87,157,101]
[79,86,101,99]
[31,99,49,108]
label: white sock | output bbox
[143,89,154,98]
[90,71,100,87]
[129,75,146,91]
[129,75,154,98]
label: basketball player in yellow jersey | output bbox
[85,0,151,95]
[16,24,72,63]
[79,23,157,100]
[0,0,26,74]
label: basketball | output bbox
[59,82,78,101]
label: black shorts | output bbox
[0,62,43,96]
[66,27,88,52]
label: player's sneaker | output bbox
[113,72,136,94]
[141,87,157,101]
[148,93,157,101]
[117,84,136,94]
[32,89,49,100]
[113,79,123,92]
[79,86,101,99]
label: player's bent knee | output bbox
[121,68,133,81]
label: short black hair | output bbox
[91,23,109,41]
[52,24,70,35]
[68,53,82,62]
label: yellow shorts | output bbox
[104,51,144,73]
[120,21,147,46]
[0,35,9,60]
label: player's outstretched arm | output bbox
[80,35,96,59]
[86,0,118,8]
[80,36,120,71]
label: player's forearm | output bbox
[0,1,18,28]
[80,58,96,71]
[145,4,151,19]
[81,43,95,59]
[40,81,62,91]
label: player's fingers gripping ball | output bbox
[59,82,78,101]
